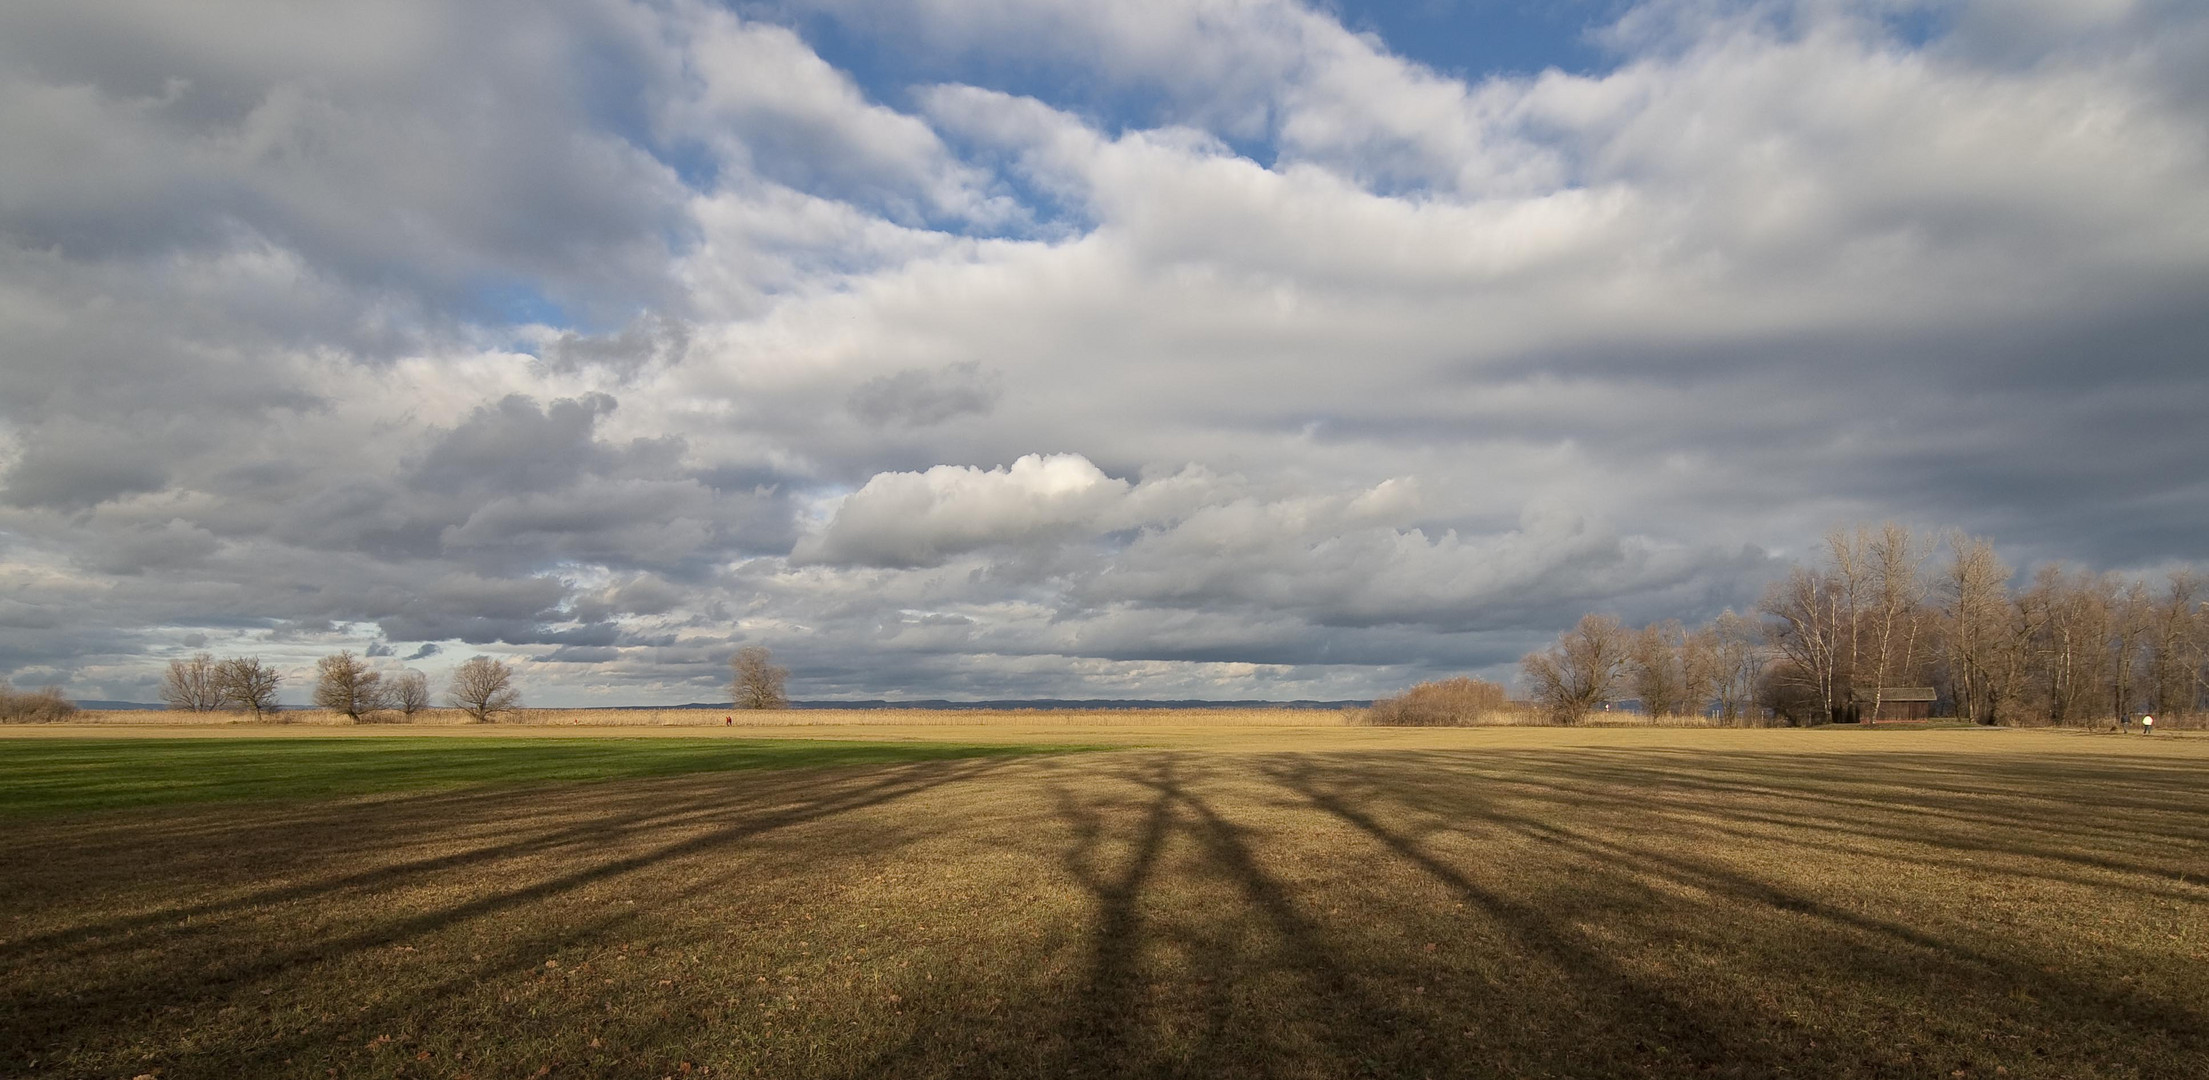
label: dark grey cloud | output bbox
[410,393,623,497]
[75,520,222,576]
[2,446,168,511]
[534,316,690,380]
[847,361,1003,427]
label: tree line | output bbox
[1520,524,2208,725]
[161,651,521,722]
[146,643,793,722]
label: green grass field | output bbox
[0,737,1079,817]
[1,723,2203,1079]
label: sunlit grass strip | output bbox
[0,737,1090,817]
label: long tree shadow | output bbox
[1,756,1011,1077]
[811,745,2209,1079]
[11,744,2204,1079]
[1257,756,1789,1077]
[1050,758,1448,1078]
[0,779,799,962]
[1367,749,2209,901]
[1260,749,2208,1076]
[1049,758,1180,1069]
[829,755,1448,1079]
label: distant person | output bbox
[725,716,733,726]
[2142,714,2154,736]
[2122,714,2132,733]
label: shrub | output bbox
[0,680,81,723]
[1361,676,1512,726]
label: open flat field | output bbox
[2,719,2204,1079]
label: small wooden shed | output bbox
[1850,686,1938,722]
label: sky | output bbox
[2,0,2206,706]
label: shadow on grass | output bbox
[820,747,2204,1079]
[0,757,1013,1078]
[4,745,2205,1079]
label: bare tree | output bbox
[1679,623,1722,721]
[2018,565,2135,726]
[1864,523,1933,720]
[1521,614,1629,724]
[2020,566,2100,724]
[2109,578,2151,725]
[161,652,224,712]
[1490,521,2209,730]
[313,650,385,722]
[392,669,431,719]
[1705,610,1767,724]
[2193,592,2209,717]
[448,656,520,722]
[1761,567,1843,724]
[2145,571,2201,716]
[1940,533,2013,724]
[731,645,789,710]
[214,656,283,719]
[1825,526,1872,718]
[1628,621,1689,718]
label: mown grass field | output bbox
[1,720,2204,1079]
[0,737,1080,817]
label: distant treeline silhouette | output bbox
[1374,524,2205,728]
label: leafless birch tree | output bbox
[1761,567,1843,724]
[1863,523,1932,719]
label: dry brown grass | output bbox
[2,724,2204,1079]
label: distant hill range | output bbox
[73,698,1369,711]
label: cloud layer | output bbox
[3,0,2205,703]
